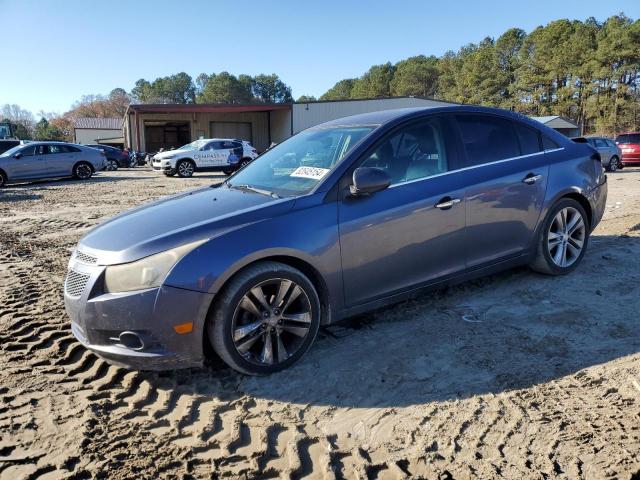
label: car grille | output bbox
[74,250,97,265]
[65,270,91,297]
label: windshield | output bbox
[0,144,25,157]
[176,140,208,151]
[228,126,376,196]
[615,134,640,144]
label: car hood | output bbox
[78,184,294,265]
[154,150,186,159]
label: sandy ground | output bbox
[0,166,639,480]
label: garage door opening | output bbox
[144,121,190,152]
[210,121,253,143]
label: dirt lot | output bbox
[0,166,639,480]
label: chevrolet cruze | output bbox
[64,106,607,375]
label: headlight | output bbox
[104,240,206,293]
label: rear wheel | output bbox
[107,160,118,171]
[608,156,620,172]
[530,198,589,275]
[177,160,195,178]
[73,162,93,180]
[0,170,6,187]
[208,261,321,375]
[223,169,233,175]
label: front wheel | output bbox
[107,160,118,171]
[530,198,589,275]
[73,162,93,180]
[177,160,195,178]
[208,261,321,375]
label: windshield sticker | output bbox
[290,166,330,180]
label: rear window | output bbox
[63,145,81,153]
[615,134,640,144]
[542,135,560,150]
[514,123,541,155]
[455,114,520,166]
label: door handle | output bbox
[435,197,461,210]
[522,173,542,185]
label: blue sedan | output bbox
[64,106,607,375]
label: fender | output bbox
[164,192,344,316]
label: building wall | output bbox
[128,111,271,151]
[269,109,292,144]
[75,128,122,145]
[292,98,454,134]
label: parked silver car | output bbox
[0,141,106,187]
[584,136,623,172]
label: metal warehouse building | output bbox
[123,97,455,153]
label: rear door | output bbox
[9,144,49,179]
[45,144,75,176]
[454,114,549,268]
[593,138,612,163]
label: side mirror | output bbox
[349,167,391,196]
[13,152,22,159]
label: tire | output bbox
[530,198,589,275]
[208,261,321,375]
[608,156,620,172]
[177,160,195,178]
[0,170,6,188]
[222,169,233,175]
[73,162,93,180]
[240,158,252,168]
[107,160,118,171]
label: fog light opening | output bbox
[119,331,144,351]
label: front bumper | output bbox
[64,258,214,370]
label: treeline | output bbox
[130,72,293,104]
[321,14,640,135]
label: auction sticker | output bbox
[290,166,331,180]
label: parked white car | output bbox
[152,139,259,177]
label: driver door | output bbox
[10,145,48,179]
[338,115,467,306]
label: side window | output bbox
[203,142,216,151]
[542,135,560,150]
[64,145,81,153]
[456,114,520,166]
[606,139,616,148]
[47,145,64,154]
[514,123,542,155]
[360,116,453,185]
[20,145,37,157]
[594,138,607,148]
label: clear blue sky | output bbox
[1,0,638,114]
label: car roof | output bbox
[316,105,546,128]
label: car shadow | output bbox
[0,190,42,202]
[138,233,640,408]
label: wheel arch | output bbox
[561,192,593,229]
[73,160,95,173]
[0,167,7,184]
[207,254,332,326]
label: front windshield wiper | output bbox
[228,183,280,198]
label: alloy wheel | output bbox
[547,206,586,268]
[76,164,92,179]
[231,278,312,366]
[610,158,618,172]
[178,161,194,177]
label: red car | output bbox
[615,132,640,166]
